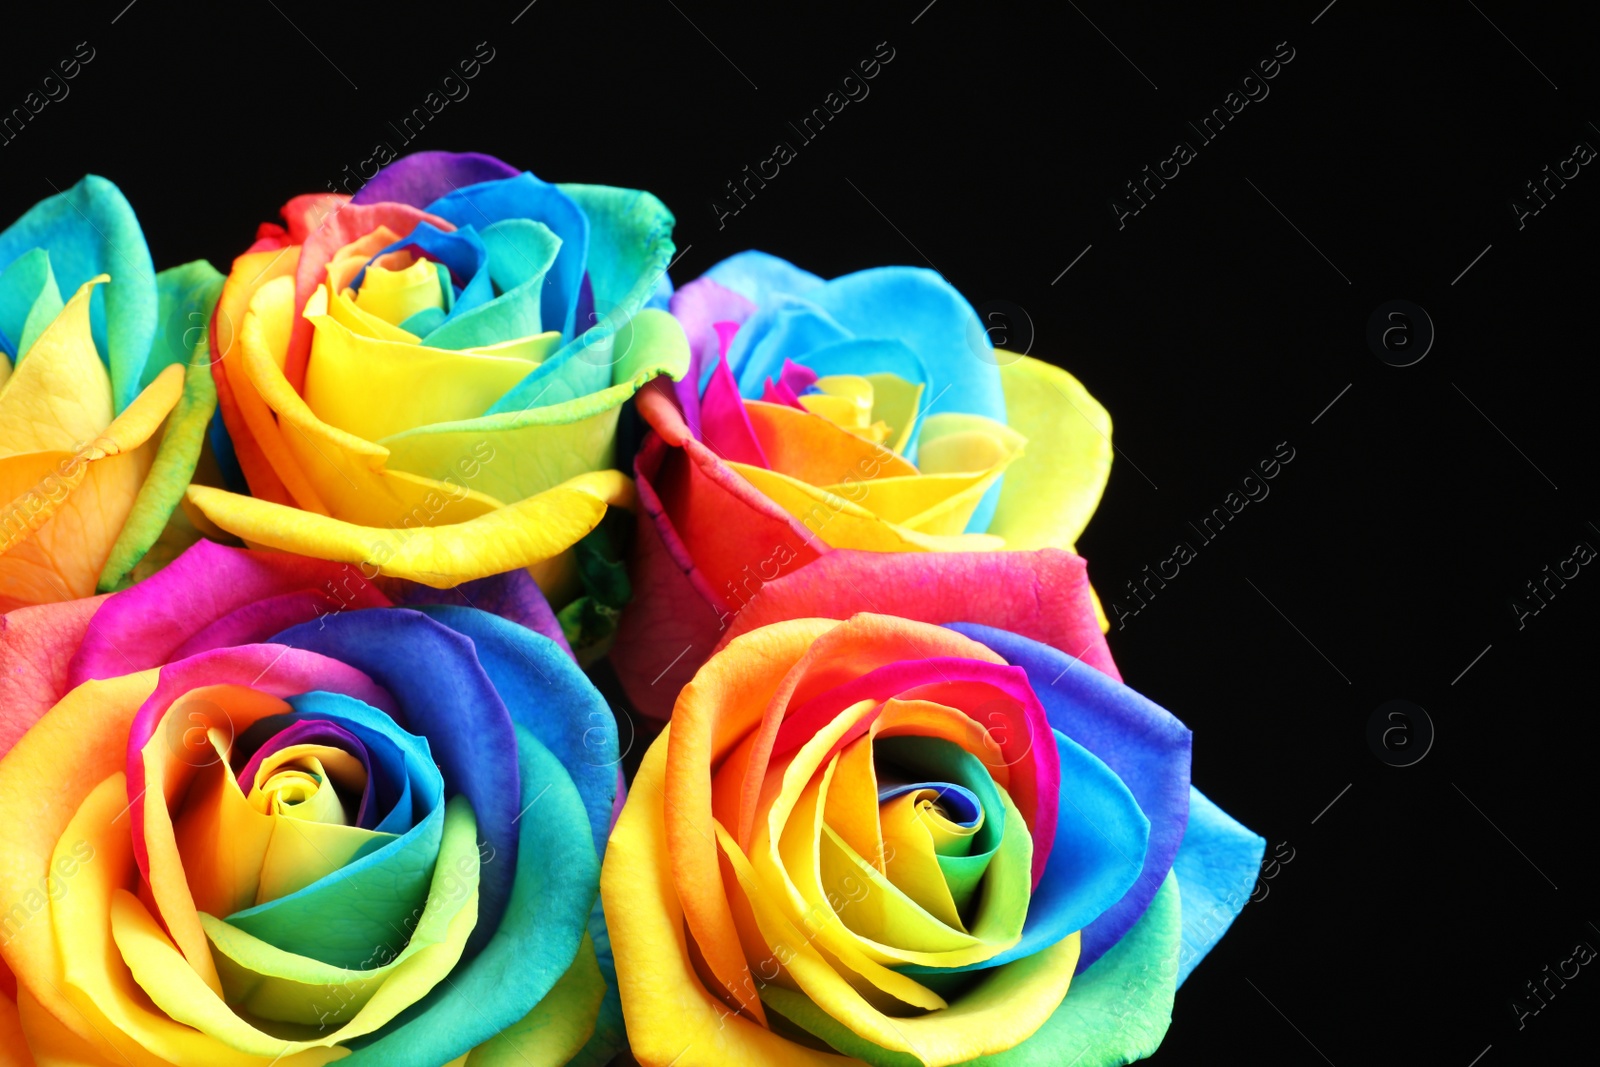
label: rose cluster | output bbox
[0,150,1262,1067]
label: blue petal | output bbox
[703,249,825,306]
[424,173,589,343]
[946,623,1193,973]
[271,609,521,959]
[900,728,1149,975]
[802,267,1000,424]
[1174,787,1265,987]
[410,604,617,861]
[361,222,493,322]
[719,295,851,394]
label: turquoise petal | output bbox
[704,248,825,305]
[1173,787,1265,987]
[0,248,63,361]
[224,692,446,968]
[422,218,561,351]
[342,725,598,1066]
[485,184,677,416]
[143,260,225,393]
[966,871,1181,1067]
[0,175,157,412]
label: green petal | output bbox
[143,259,226,392]
[378,308,689,503]
[97,262,224,593]
[0,247,64,362]
[967,871,1180,1067]
[464,934,605,1067]
[341,725,600,1066]
[201,796,479,1028]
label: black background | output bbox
[5,1,1596,1064]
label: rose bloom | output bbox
[1,177,224,611]
[603,550,1262,1066]
[0,540,623,1066]
[188,150,688,601]
[612,252,1113,717]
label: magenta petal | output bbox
[668,277,757,437]
[771,655,1060,886]
[349,150,520,208]
[168,590,384,663]
[70,541,392,688]
[759,360,820,410]
[779,359,818,395]
[700,355,769,468]
[712,320,742,357]
[717,548,1121,683]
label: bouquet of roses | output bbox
[0,150,1261,1067]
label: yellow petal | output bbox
[0,277,112,458]
[239,279,506,529]
[185,469,633,588]
[727,461,1004,554]
[602,730,842,1067]
[0,363,184,609]
[988,353,1112,550]
[304,288,554,441]
[865,373,924,456]
[45,774,339,1065]
[0,670,158,1055]
[351,255,444,327]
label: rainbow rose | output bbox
[612,251,1112,717]
[187,149,688,601]
[603,549,1262,1066]
[0,540,623,1065]
[1,178,223,610]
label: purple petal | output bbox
[668,277,757,438]
[397,571,573,660]
[350,150,521,209]
[235,719,378,828]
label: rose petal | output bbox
[70,539,392,686]
[406,604,616,861]
[0,176,157,412]
[350,150,520,210]
[1172,787,1265,987]
[0,593,106,757]
[185,470,625,591]
[720,548,1120,682]
[270,609,519,957]
[988,354,1113,551]
[947,623,1188,972]
[338,726,597,1067]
